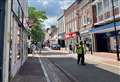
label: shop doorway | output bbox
[95,33,109,52]
[58,39,65,47]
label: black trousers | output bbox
[77,54,85,64]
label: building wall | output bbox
[64,1,78,33]
[93,0,120,25]
[92,0,120,52]
[0,0,28,81]
[57,15,65,34]
[78,0,93,31]
[10,0,28,79]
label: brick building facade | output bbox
[57,0,120,54]
[77,0,93,50]
[64,1,78,48]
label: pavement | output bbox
[11,57,47,82]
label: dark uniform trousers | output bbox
[77,54,85,64]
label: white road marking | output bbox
[39,58,51,82]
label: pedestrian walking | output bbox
[31,43,36,56]
[76,41,86,65]
[69,44,73,54]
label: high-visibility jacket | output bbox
[76,46,85,54]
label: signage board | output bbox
[64,32,77,40]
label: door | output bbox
[95,33,109,52]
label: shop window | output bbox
[114,7,119,15]
[104,11,110,19]
[97,2,103,16]
[92,5,97,23]
[103,0,110,11]
[16,27,21,59]
[98,15,103,21]
[113,0,119,7]
[12,0,24,23]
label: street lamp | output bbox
[111,0,120,61]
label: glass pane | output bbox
[98,2,103,15]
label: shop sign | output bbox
[64,32,77,40]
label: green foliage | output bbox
[28,7,47,43]
[30,25,45,42]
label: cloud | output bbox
[40,0,49,6]
[59,0,75,9]
[43,1,49,6]
[43,16,57,28]
[28,0,75,27]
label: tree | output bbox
[28,7,47,43]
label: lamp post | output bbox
[111,0,120,61]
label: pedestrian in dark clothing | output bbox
[69,44,73,53]
[76,41,86,65]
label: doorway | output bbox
[95,33,109,52]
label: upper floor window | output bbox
[113,0,119,7]
[97,2,103,16]
[103,0,110,10]
[12,0,24,23]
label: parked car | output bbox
[51,44,61,50]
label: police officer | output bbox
[76,41,86,65]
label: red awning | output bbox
[64,32,77,40]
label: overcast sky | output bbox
[28,0,75,28]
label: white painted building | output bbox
[57,14,66,47]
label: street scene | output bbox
[0,0,120,82]
[11,48,120,82]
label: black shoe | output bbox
[81,63,86,65]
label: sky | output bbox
[28,0,75,28]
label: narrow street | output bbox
[11,48,120,82]
[1,0,120,82]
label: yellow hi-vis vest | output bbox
[76,46,84,54]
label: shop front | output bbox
[58,32,65,47]
[79,28,93,54]
[79,29,92,45]
[64,32,78,50]
[90,22,120,52]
